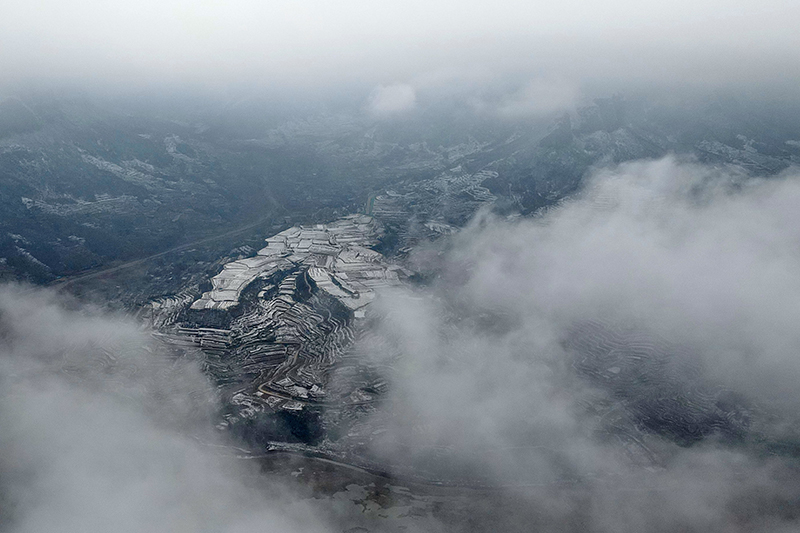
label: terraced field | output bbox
[144,214,408,446]
[565,320,751,448]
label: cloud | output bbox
[0,285,329,533]
[462,78,580,120]
[7,154,800,531]
[493,79,580,118]
[367,83,417,116]
[336,156,800,530]
[449,158,800,408]
[0,0,798,99]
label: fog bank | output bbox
[348,157,800,531]
[2,0,799,102]
[0,286,328,533]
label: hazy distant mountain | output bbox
[1,91,799,283]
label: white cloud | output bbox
[472,78,580,118]
[334,157,800,529]
[367,83,417,116]
[0,286,330,533]
[1,0,798,96]
[499,79,578,117]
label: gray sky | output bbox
[2,0,799,99]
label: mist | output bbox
[0,286,333,533]
[2,0,799,105]
[5,154,800,530]
[340,157,800,531]
[4,0,800,529]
